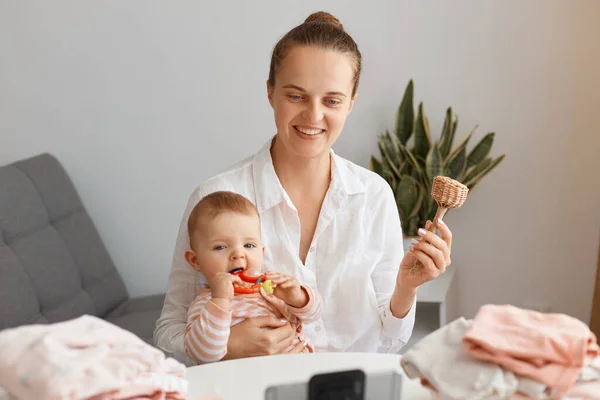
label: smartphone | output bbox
[264,369,403,400]
[309,369,365,400]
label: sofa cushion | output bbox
[0,154,129,330]
[105,294,166,344]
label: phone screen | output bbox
[264,369,403,400]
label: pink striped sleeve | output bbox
[287,285,323,324]
[184,293,232,364]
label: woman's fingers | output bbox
[284,340,308,354]
[265,324,296,354]
[411,248,444,276]
[411,239,445,271]
[227,316,290,358]
[413,219,452,268]
[436,218,453,251]
[248,316,295,355]
[251,315,288,329]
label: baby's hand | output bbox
[210,272,242,301]
[264,270,308,308]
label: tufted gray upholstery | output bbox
[0,154,164,344]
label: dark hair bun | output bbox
[304,11,343,30]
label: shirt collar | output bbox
[330,149,367,196]
[252,136,366,214]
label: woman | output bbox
[154,11,452,364]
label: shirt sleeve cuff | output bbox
[381,295,417,340]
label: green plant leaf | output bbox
[405,218,418,237]
[464,154,506,190]
[426,142,444,184]
[399,159,410,175]
[424,195,438,224]
[377,132,402,180]
[398,142,426,186]
[463,157,492,183]
[446,125,476,164]
[467,132,495,169]
[413,102,431,160]
[438,108,455,159]
[370,156,384,176]
[395,80,414,145]
[382,168,396,187]
[446,146,467,180]
[395,175,425,225]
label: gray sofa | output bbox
[0,153,165,344]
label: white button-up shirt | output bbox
[154,138,416,365]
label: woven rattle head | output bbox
[431,176,469,209]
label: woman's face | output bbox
[267,45,356,160]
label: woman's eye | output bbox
[213,245,225,251]
[244,243,256,249]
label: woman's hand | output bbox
[398,218,452,290]
[222,316,305,360]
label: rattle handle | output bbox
[429,206,448,233]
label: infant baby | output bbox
[183,191,322,364]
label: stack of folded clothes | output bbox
[401,304,600,399]
[0,315,219,400]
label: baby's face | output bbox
[190,211,264,280]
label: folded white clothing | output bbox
[400,318,555,400]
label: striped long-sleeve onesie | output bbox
[184,285,322,364]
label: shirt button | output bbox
[309,247,316,253]
[315,325,321,332]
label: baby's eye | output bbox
[213,245,226,251]
[244,243,256,249]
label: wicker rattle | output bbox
[411,176,469,274]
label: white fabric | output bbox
[154,137,416,365]
[579,356,600,382]
[400,318,554,400]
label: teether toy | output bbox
[411,176,469,274]
[260,279,275,294]
[229,269,274,294]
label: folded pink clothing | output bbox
[463,304,599,395]
[564,381,600,400]
[0,315,192,400]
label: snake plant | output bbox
[370,80,505,237]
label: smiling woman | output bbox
[154,11,453,365]
[268,45,356,163]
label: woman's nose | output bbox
[301,100,324,122]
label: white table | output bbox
[186,352,432,400]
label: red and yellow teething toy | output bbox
[230,268,274,295]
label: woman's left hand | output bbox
[397,218,452,289]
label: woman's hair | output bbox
[268,11,362,97]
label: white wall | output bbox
[1,1,599,323]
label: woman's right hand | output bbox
[222,316,304,359]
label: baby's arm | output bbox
[286,285,323,325]
[184,292,232,364]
